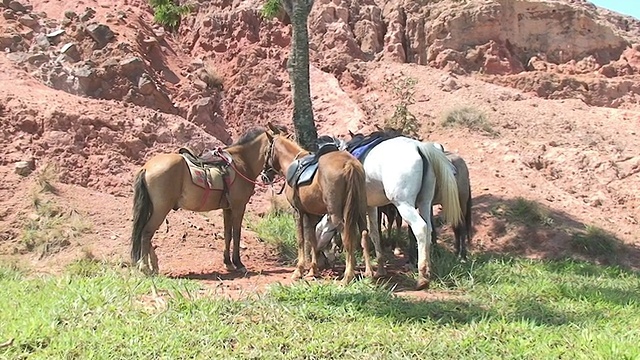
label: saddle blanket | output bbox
[180,152,236,190]
[346,131,401,162]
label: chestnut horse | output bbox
[130,128,272,275]
[263,123,371,284]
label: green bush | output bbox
[149,0,191,30]
[260,0,283,19]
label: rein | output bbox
[214,146,268,188]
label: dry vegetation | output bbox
[199,62,225,91]
[441,105,497,136]
[17,166,93,258]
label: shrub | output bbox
[383,75,421,138]
[149,0,191,30]
[442,106,497,136]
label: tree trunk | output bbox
[282,0,318,152]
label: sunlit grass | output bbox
[1,252,638,359]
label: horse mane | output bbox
[231,127,266,146]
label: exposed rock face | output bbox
[299,0,640,107]
[424,1,632,68]
[186,95,233,145]
[306,0,639,74]
[2,0,640,152]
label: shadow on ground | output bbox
[470,194,640,270]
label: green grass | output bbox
[249,211,298,264]
[1,255,639,359]
[492,197,554,227]
[571,225,620,258]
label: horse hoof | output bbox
[363,269,374,278]
[375,267,387,277]
[291,270,303,280]
[415,277,430,291]
[341,277,354,286]
[225,264,235,272]
[236,266,247,274]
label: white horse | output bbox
[316,132,462,290]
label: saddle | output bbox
[285,137,340,188]
[178,146,232,167]
[178,146,236,203]
[345,131,401,162]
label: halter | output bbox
[261,135,304,195]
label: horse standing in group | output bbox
[130,128,272,275]
[263,123,371,285]
[317,130,462,290]
[379,147,473,264]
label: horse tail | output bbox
[343,160,368,251]
[131,169,153,264]
[417,143,463,227]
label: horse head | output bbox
[262,122,292,182]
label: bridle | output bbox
[260,133,303,195]
[260,135,286,194]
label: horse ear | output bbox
[265,130,274,142]
[267,122,281,134]
[374,124,383,131]
[348,130,355,138]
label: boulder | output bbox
[8,0,26,13]
[60,42,81,62]
[85,23,114,49]
[18,14,38,28]
[15,161,34,176]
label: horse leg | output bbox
[231,205,248,272]
[392,208,403,256]
[304,214,321,278]
[454,224,468,261]
[316,215,339,267]
[377,208,385,248]
[356,208,373,277]
[453,225,462,257]
[341,219,356,285]
[149,244,159,274]
[292,210,306,280]
[405,225,417,270]
[360,218,374,278]
[395,203,431,290]
[138,207,171,275]
[386,209,394,250]
[367,206,386,277]
[222,209,234,271]
[430,214,437,246]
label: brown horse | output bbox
[130,128,272,275]
[263,123,371,284]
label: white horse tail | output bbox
[417,142,463,227]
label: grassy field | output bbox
[2,247,639,359]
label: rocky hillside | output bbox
[0,0,638,277]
